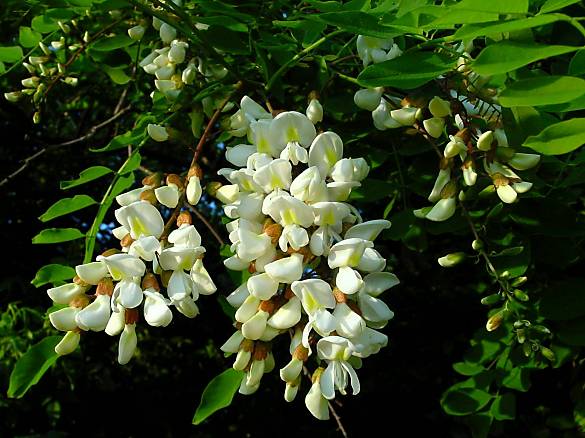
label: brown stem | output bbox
[0,106,131,188]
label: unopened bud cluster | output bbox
[217,95,399,420]
[46,167,214,364]
[137,0,226,100]
[352,35,541,223]
[4,19,80,123]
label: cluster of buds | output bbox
[351,35,540,222]
[4,20,78,123]
[136,1,226,100]
[46,166,214,364]
[217,96,399,420]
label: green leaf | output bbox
[60,166,113,190]
[502,367,531,392]
[523,118,585,155]
[32,228,85,244]
[31,264,76,287]
[442,388,493,416]
[539,0,582,14]
[31,15,59,33]
[472,42,579,76]
[540,278,585,321]
[0,46,24,63]
[39,195,97,222]
[452,0,528,14]
[91,34,134,51]
[453,362,485,376]
[318,11,413,38]
[491,394,516,420]
[569,50,585,76]
[499,76,585,107]
[358,51,455,89]
[491,244,530,278]
[451,15,562,41]
[7,336,61,398]
[19,26,42,48]
[119,152,141,175]
[103,65,132,84]
[193,369,243,425]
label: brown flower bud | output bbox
[166,173,184,190]
[188,164,203,179]
[96,278,114,296]
[69,294,90,308]
[332,287,347,304]
[141,273,160,291]
[120,233,134,248]
[177,211,192,227]
[248,262,256,274]
[142,172,163,187]
[73,275,89,287]
[252,342,269,361]
[264,223,282,245]
[486,310,504,332]
[101,248,120,257]
[125,308,140,324]
[259,299,277,315]
[284,286,295,300]
[292,344,309,361]
[139,188,158,204]
[240,338,255,352]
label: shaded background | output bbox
[1,1,585,437]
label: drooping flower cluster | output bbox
[217,95,399,419]
[46,168,215,364]
[136,0,226,101]
[351,36,540,222]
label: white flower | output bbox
[357,35,401,66]
[390,107,418,126]
[270,111,316,164]
[49,307,80,332]
[155,184,180,208]
[264,253,304,284]
[75,294,111,332]
[47,283,87,304]
[423,117,445,138]
[308,132,344,178]
[357,272,398,323]
[345,219,391,241]
[168,40,188,64]
[317,336,360,398]
[444,135,466,159]
[476,130,494,151]
[268,296,302,329]
[305,372,330,420]
[328,238,373,269]
[159,23,176,44]
[508,153,540,171]
[291,279,336,347]
[350,327,388,357]
[128,25,145,40]
[115,201,165,239]
[253,159,292,192]
[372,99,401,131]
[264,193,314,228]
[118,323,137,365]
[426,197,457,221]
[290,166,328,203]
[144,289,173,327]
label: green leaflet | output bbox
[523,118,585,155]
[39,195,97,222]
[7,336,61,398]
[498,76,585,107]
[472,42,579,76]
[192,369,244,425]
[32,228,85,244]
[60,166,113,190]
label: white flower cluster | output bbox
[135,1,226,100]
[351,36,540,222]
[217,96,399,420]
[46,169,215,364]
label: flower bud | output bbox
[63,77,78,87]
[33,111,41,124]
[4,91,22,102]
[486,310,504,332]
[118,323,137,365]
[428,96,451,118]
[128,25,145,40]
[55,331,80,355]
[476,130,494,151]
[159,23,177,44]
[471,239,483,251]
[58,21,71,34]
[513,289,529,302]
[186,176,202,205]
[21,77,40,88]
[147,123,169,142]
[480,293,500,305]
[306,99,323,124]
[423,117,445,138]
[354,87,383,111]
[541,346,556,362]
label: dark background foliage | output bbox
[2,0,585,437]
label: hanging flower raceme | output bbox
[46,166,216,365]
[217,95,399,420]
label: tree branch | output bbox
[0,106,130,188]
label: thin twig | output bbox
[0,106,131,188]
[184,203,225,245]
[328,401,350,438]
